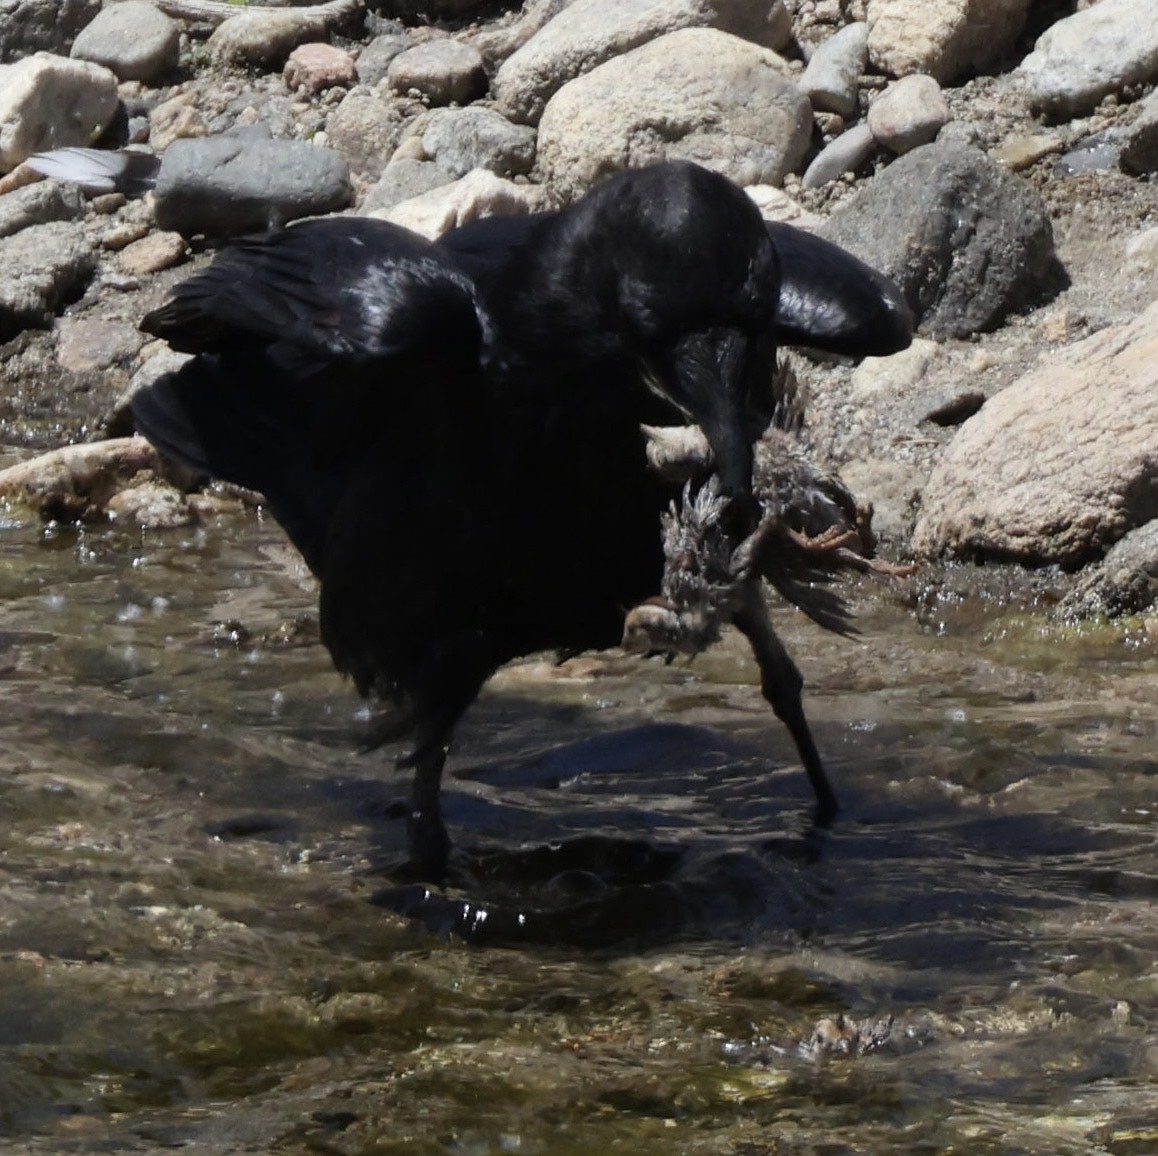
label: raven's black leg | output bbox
[731,581,839,822]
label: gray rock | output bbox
[1059,520,1158,619]
[820,141,1061,339]
[800,21,868,116]
[0,0,101,63]
[1120,88,1158,176]
[801,123,876,188]
[912,298,1158,568]
[55,316,143,373]
[537,28,811,202]
[1018,0,1158,117]
[419,106,536,178]
[386,39,487,106]
[0,178,85,239]
[355,33,414,85]
[324,87,405,178]
[360,157,455,215]
[0,53,120,171]
[867,0,1031,84]
[493,0,792,125]
[70,0,180,84]
[0,220,96,340]
[153,136,352,238]
[867,74,950,155]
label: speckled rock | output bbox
[867,0,1032,84]
[208,11,328,70]
[0,220,97,339]
[324,86,406,178]
[417,106,536,178]
[360,157,455,215]
[1119,88,1158,176]
[0,179,85,238]
[386,39,487,106]
[284,42,358,95]
[69,1,180,84]
[537,28,810,203]
[493,0,792,125]
[1018,0,1158,117]
[0,0,102,62]
[0,53,119,171]
[820,141,1061,339]
[1059,520,1158,619]
[354,33,414,85]
[912,298,1158,568]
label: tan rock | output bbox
[912,299,1158,566]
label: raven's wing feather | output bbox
[141,216,486,360]
[133,218,490,573]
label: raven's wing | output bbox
[767,222,914,357]
[133,217,489,571]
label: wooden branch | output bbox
[151,0,364,27]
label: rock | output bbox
[208,11,330,71]
[0,53,120,172]
[106,477,194,528]
[493,0,793,125]
[385,39,487,106]
[911,298,1158,568]
[360,157,455,214]
[56,317,143,373]
[0,0,102,62]
[745,185,824,229]
[149,92,210,153]
[116,231,187,277]
[0,436,170,523]
[324,86,405,178]
[152,135,352,238]
[537,28,811,202]
[838,458,926,545]
[354,33,414,85]
[1124,226,1158,276]
[467,0,572,71]
[820,141,1061,339]
[1120,87,1158,176]
[0,220,96,340]
[1018,0,1158,118]
[801,122,876,188]
[284,43,358,95]
[867,0,1031,84]
[1059,521,1158,619]
[69,1,180,84]
[989,132,1063,172]
[800,21,869,116]
[0,179,85,238]
[417,106,536,179]
[867,74,950,154]
[369,168,545,240]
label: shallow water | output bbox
[0,510,1154,1154]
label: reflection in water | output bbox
[0,513,1155,1152]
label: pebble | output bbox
[801,122,876,188]
[799,21,868,115]
[284,43,359,95]
[116,231,188,277]
[867,74,950,155]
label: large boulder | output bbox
[1018,0,1158,118]
[0,52,119,172]
[867,0,1032,84]
[493,0,791,125]
[911,299,1158,568]
[536,28,810,202]
[820,141,1061,339]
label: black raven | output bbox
[132,160,911,880]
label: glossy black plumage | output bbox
[133,161,911,880]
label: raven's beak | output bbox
[646,325,774,530]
